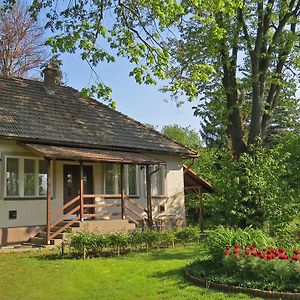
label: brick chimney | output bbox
[43,56,62,95]
[43,66,57,95]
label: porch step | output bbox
[27,219,136,247]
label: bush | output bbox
[67,226,199,258]
[107,232,129,256]
[175,226,199,245]
[205,226,274,260]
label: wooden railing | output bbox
[48,195,80,240]
[47,194,148,243]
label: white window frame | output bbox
[4,155,50,198]
[103,163,140,197]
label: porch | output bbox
[22,143,165,245]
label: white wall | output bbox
[0,139,185,228]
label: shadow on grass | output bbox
[152,267,193,289]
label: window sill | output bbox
[4,196,52,201]
[152,195,167,199]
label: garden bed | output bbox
[185,265,300,300]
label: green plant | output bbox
[107,232,129,256]
[205,226,273,260]
[175,226,199,246]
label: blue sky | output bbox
[61,53,201,132]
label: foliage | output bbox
[161,125,203,150]
[205,145,297,230]
[191,228,300,293]
[4,0,299,154]
[175,226,199,246]
[191,254,300,293]
[67,226,200,258]
[205,226,273,260]
[0,1,48,78]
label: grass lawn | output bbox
[0,246,262,300]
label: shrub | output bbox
[159,230,176,248]
[175,226,199,245]
[205,226,273,260]
[107,232,129,256]
[67,226,199,258]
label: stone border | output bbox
[185,266,300,300]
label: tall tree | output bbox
[8,0,299,156]
[0,1,47,78]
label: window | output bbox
[6,158,19,196]
[104,164,120,194]
[24,159,36,196]
[104,164,139,196]
[150,165,166,196]
[5,157,48,198]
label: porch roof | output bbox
[22,143,165,165]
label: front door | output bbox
[63,165,93,215]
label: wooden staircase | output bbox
[28,220,81,246]
[27,194,148,246]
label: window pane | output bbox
[6,158,19,196]
[24,159,36,196]
[105,164,120,194]
[128,165,138,195]
[39,160,47,196]
[151,166,165,196]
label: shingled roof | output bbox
[0,75,197,157]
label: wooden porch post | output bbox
[46,159,51,245]
[80,161,84,221]
[146,165,153,224]
[120,164,125,219]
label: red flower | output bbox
[279,247,285,253]
[250,244,256,250]
[224,251,230,256]
[293,249,300,255]
[251,252,258,257]
[226,246,231,250]
[292,256,299,261]
[278,254,289,260]
[234,244,241,249]
[260,254,266,259]
[233,249,239,254]
[244,250,251,255]
[266,255,273,260]
[257,250,262,255]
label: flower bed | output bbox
[187,227,300,295]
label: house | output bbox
[0,63,198,246]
